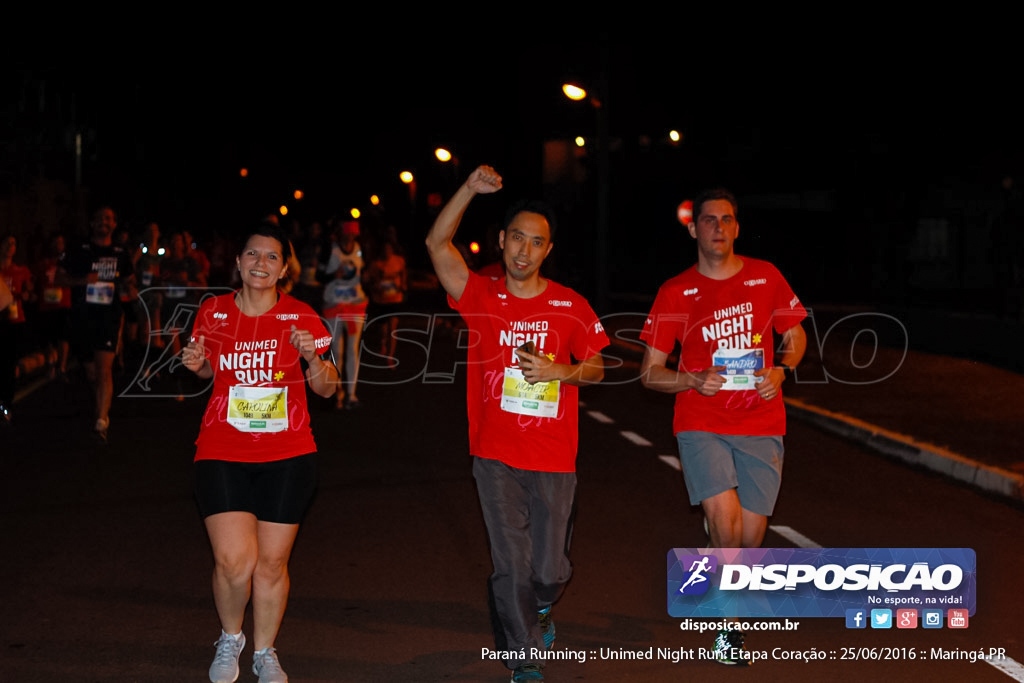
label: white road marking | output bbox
[658,455,681,471]
[587,410,614,424]
[769,525,822,549]
[620,431,652,446]
[987,657,1024,681]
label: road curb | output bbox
[785,397,1024,503]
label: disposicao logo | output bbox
[667,548,976,619]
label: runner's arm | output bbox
[640,346,725,396]
[517,350,605,386]
[425,165,502,302]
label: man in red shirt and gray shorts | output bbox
[640,188,807,665]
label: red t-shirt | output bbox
[1,264,32,323]
[640,258,806,436]
[191,292,333,463]
[34,257,72,311]
[449,273,609,473]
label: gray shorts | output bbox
[675,431,784,516]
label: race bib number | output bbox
[500,367,560,418]
[85,282,115,305]
[713,348,765,390]
[226,385,289,432]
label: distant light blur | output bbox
[435,148,452,162]
[293,190,304,200]
[279,205,288,216]
[400,171,414,184]
[350,208,361,219]
[239,168,248,177]
[562,84,586,101]
[470,241,480,254]
[370,195,380,206]
[669,130,681,142]
[575,137,585,147]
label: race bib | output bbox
[500,367,560,418]
[226,385,289,432]
[713,347,765,390]
[85,281,115,305]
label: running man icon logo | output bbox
[678,554,718,596]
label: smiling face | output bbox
[91,207,117,244]
[499,211,553,283]
[236,234,288,291]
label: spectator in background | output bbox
[322,220,367,409]
[161,232,205,358]
[136,222,165,350]
[32,233,72,380]
[184,229,212,284]
[1,235,34,423]
[294,220,325,308]
[365,237,407,370]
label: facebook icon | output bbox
[845,609,867,629]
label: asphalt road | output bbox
[2,329,1021,682]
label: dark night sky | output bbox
[5,36,1022,304]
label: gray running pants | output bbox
[473,456,576,668]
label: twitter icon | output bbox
[870,609,892,629]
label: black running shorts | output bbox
[195,453,317,524]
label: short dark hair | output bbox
[503,199,557,243]
[694,188,738,219]
[239,221,292,261]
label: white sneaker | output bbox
[209,631,245,683]
[253,647,288,683]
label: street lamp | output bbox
[562,75,610,313]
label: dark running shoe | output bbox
[511,662,544,681]
[711,628,752,666]
[538,606,556,649]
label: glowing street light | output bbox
[293,190,304,200]
[279,205,289,216]
[350,208,361,219]
[562,83,587,101]
[370,195,380,206]
[575,136,586,147]
[400,171,414,184]
[435,148,452,162]
[669,130,681,143]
